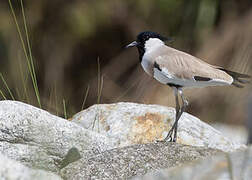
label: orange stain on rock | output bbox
[95,110,111,132]
[132,113,171,143]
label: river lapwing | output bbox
[126,31,250,142]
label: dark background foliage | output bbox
[0,0,251,126]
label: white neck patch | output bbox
[145,38,164,52]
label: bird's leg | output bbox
[172,89,188,142]
[163,87,180,142]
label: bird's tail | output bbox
[218,68,250,88]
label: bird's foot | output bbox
[155,129,175,142]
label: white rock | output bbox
[0,153,62,180]
[0,100,117,171]
[71,102,245,152]
[211,123,248,144]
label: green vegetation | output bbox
[63,99,67,119]
[7,0,41,107]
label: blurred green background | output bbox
[0,0,251,126]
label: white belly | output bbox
[141,58,152,76]
[153,68,231,88]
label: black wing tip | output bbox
[232,82,244,88]
[232,79,250,88]
[219,68,250,88]
[236,78,250,84]
[238,74,251,78]
[218,68,251,78]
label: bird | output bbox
[125,31,250,142]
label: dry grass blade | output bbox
[18,55,29,102]
[97,57,101,104]
[20,0,41,108]
[97,75,104,104]
[0,73,15,100]
[8,0,41,108]
[81,85,90,110]
[0,89,7,100]
[54,84,58,116]
[63,99,67,119]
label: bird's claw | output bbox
[155,129,174,142]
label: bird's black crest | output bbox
[136,31,168,44]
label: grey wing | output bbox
[153,51,233,87]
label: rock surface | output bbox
[132,145,252,180]
[0,153,62,180]
[211,123,248,144]
[71,102,245,152]
[60,142,219,179]
[0,100,117,172]
[0,100,248,179]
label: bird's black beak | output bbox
[125,41,138,48]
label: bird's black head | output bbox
[126,31,170,61]
[136,31,168,45]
